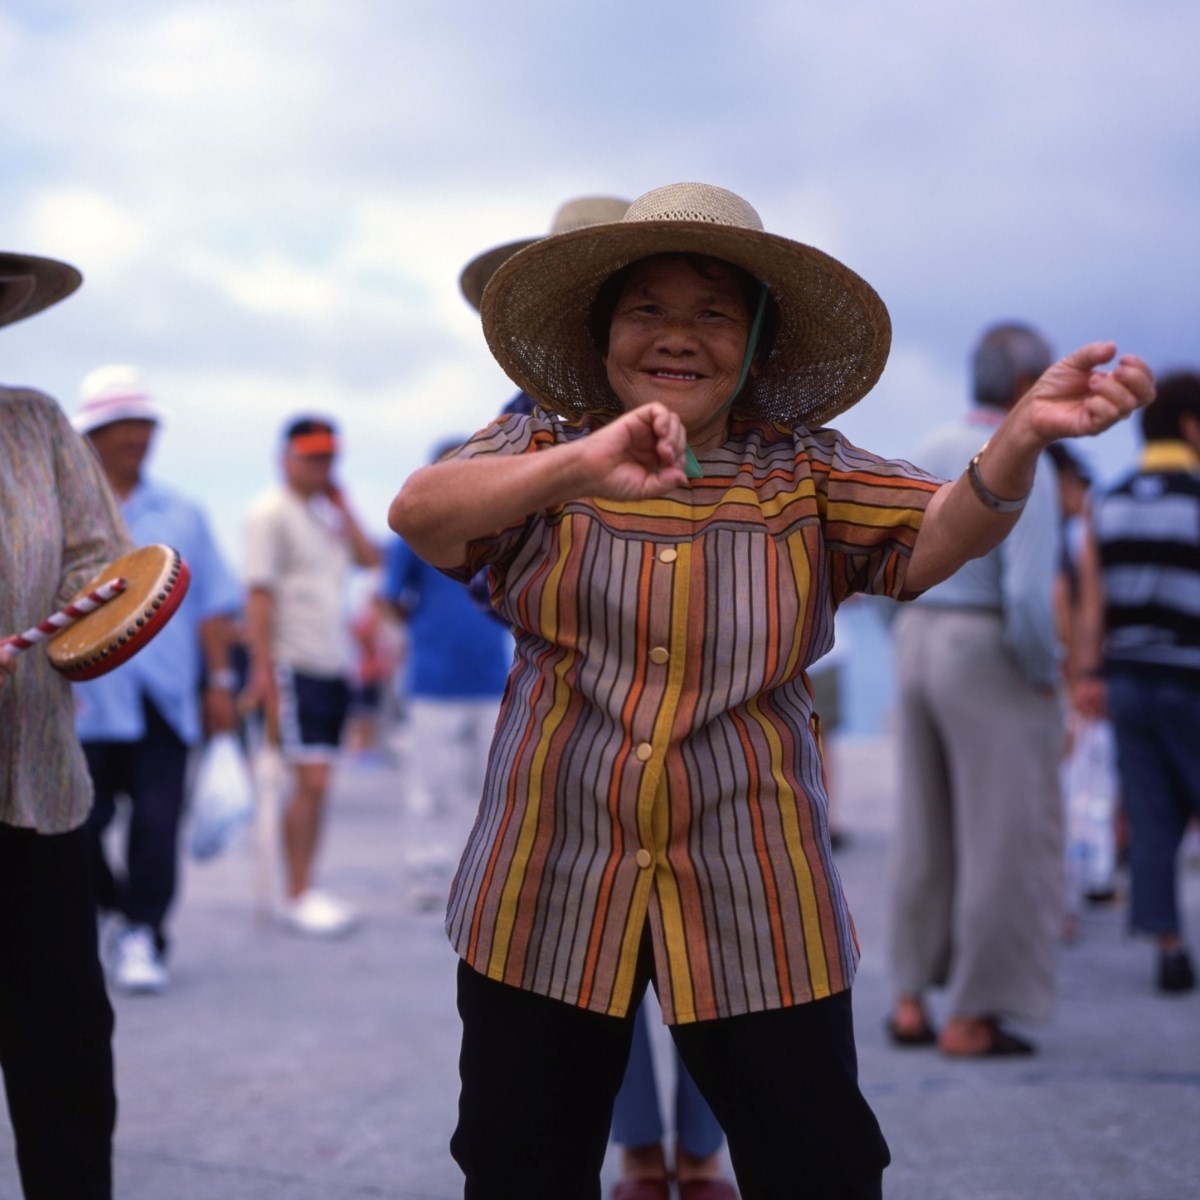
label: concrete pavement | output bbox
[2,733,1198,1199]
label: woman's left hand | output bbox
[1017,342,1155,444]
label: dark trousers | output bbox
[1107,671,1200,936]
[84,696,189,948]
[0,823,116,1199]
[452,951,889,1200]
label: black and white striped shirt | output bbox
[1095,442,1200,679]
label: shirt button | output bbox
[635,742,654,762]
[649,646,670,665]
[658,548,678,564]
[635,848,653,869]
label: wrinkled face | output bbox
[603,256,751,446]
[87,418,155,478]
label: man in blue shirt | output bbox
[380,438,513,912]
[887,323,1065,1057]
[73,365,242,994]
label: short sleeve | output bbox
[243,496,285,591]
[189,508,243,619]
[382,537,421,607]
[811,428,944,605]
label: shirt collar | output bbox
[1139,441,1200,473]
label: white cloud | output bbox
[23,188,151,273]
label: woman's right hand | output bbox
[577,403,689,500]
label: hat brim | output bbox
[0,252,82,330]
[459,238,538,311]
[480,221,890,429]
[73,401,165,436]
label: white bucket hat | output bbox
[480,182,891,429]
[74,365,166,435]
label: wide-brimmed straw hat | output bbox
[74,365,167,435]
[480,182,891,429]
[0,251,82,330]
[459,195,631,311]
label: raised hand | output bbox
[577,402,689,500]
[1018,343,1155,443]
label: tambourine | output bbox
[45,544,191,681]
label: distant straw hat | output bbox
[459,195,631,311]
[0,251,82,329]
[480,182,891,429]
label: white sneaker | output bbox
[278,889,361,938]
[112,924,169,994]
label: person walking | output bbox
[72,364,242,993]
[243,415,380,936]
[887,323,1067,1057]
[0,251,127,1198]
[1075,371,1200,993]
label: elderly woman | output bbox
[389,183,1152,1200]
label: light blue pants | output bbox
[610,997,724,1158]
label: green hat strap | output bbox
[683,283,770,480]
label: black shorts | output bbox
[275,668,350,763]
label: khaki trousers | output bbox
[888,606,1063,1022]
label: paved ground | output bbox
[2,733,1198,1199]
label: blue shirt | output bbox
[382,538,512,699]
[74,478,243,745]
[910,409,1062,689]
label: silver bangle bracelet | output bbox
[967,448,1029,514]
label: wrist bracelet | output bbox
[967,447,1029,514]
[208,667,239,691]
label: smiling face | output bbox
[603,255,753,452]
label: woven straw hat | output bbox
[480,182,891,429]
[0,251,82,330]
[459,195,630,311]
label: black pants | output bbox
[452,951,889,1200]
[0,823,116,1199]
[84,696,189,949]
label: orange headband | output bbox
[289,432,338,457]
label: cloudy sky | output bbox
[2,0,1197,564]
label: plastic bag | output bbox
[189,732,256,860]
[1062,717,1120,903]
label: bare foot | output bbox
[937,1015,995,1055]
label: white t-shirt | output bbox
[243,486,352,676]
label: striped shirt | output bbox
[443,410,940,1023]
[1,389,129,832]
[1095,441,1200,679]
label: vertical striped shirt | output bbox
[444,410,941,1023]
[1,389,129,832]
[1095,441,1200,679]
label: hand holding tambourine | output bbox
[2,545,190,683]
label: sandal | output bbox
[884,1014,937,1047]
[940,1021,1036,1058]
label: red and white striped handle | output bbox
[5,578,129,653]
